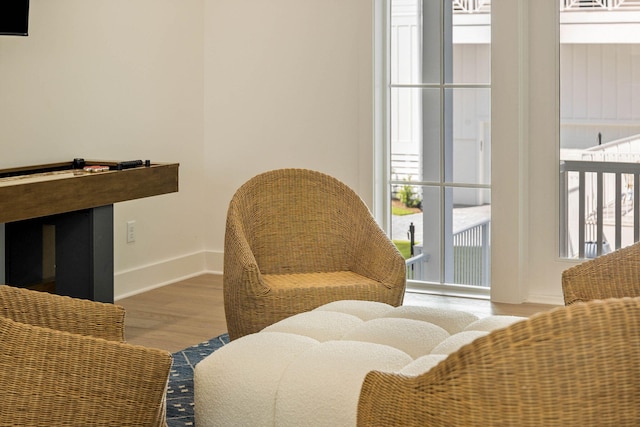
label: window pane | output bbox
[448,87,491,186]
[449,186,491,287]
[390,87,441,183]
[392,185,441,283]
[391,184,491,287]
[390,0,424,85]
[388,0,491,292]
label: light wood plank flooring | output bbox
[118,273,559,353]
[118,274,227,353]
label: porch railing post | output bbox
[481,221,490,286]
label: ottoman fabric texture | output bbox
[275,340,411,426]
[194,332,317,426]
[194,300,526,427]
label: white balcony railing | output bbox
[453,219,490,286]
[405,252,427,281]
[449,0,640,14]
[405,219,490,287]
[453,0,491,13]
[561,0,640,10]
[560,159,640,258]
[560,133,640,258]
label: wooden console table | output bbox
[0,159,179,302]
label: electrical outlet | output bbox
[127,220,136,243]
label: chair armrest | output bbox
[562,241,640,305]
[349,211,406,291]
[0,284,125,342]
[358,370,421,426]
[359,298,640,426]
[223,204,270,296]
[0,316,172,426]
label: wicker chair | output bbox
[0,285,172,427]
[562,241,640,305]
[224,168,406,340]
[358,297,640,426]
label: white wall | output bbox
[0,0,207,298]
[202,0,375,263]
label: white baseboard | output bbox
[524,293,565,306]
[204,250,224,275]
[114,250,224,300]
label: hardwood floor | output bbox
[118,274,227,353]
[118,273,559,353]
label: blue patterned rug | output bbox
[166,333,230,427]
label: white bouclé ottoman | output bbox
[194,300,525,427]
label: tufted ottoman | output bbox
[194,300,525,427]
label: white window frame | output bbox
[375,0,571,305]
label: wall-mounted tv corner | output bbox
[0,0,30,36]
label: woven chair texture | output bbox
[0,285,172,426]
[0,284,125,341]
[562,241,640,305]
[224,168,406,340]
[358,297,640,426]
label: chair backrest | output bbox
[358,297,640,426]
[226,168,378,275]
[0,284,125,341]
[0,316,172,426]
[562,241,640,305]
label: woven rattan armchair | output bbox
[562,241,640,305]
[224,168,406,340]
[358,297,640,426]
[0,285,172,427]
